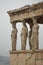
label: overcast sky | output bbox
[0,0,43,56]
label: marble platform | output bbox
[9,49,43,65]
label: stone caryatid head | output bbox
[12,22,16,29]
[22,22,27,27]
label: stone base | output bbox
[9,49,43,65]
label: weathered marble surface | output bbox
[21,22,28,50]
[30,18,39,50]
[11,23,18,51]
[10,50,43,65]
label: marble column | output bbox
[30,17,39,50]
[29,22,33,49]
[21,22,28,50]
[11,22,18,51]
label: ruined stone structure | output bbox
[7,2,43,65]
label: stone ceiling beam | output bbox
[7,2,43,24]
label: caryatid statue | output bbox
[29,22,33,49]
[21,22,28,50]
[30,18,39,50]
[11,22,18,51]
